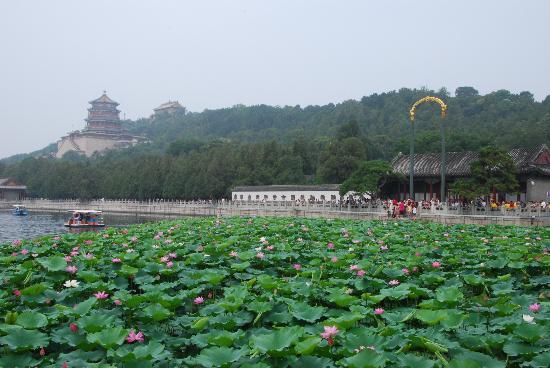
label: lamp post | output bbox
[409,97,447,202]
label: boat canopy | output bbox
[12,204,26,208]
[67,210,103,214]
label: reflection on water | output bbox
[0,210,170,244]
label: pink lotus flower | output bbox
[380,245,388,251]
[256,252,265,259]
[53,236,61,240]
[327,242,335,249]
[154,235,161,240]
[84,240,93,245]
[121,229,129,234]
[130,236,138,243]
[111,258,121,263]
[432,261,441,268]
[293,263,302,271]
[40,347,46,356]
[374,308,384,315]
[412,266,419,272]
[331,256,338,263]
[70,251,79,256]
[166,261,174,268]
[21,249,29,255]
[164,239,173,244]
[103,234,109,238]
[160,256,169,263]
[402,268,409,275]
[64,256,72,262]
[94,291,109,299]
[85,253,94,260]
[69,323,78,333]
[266,245,274,251]
[389,280,400,286]
[62,362,68,368]
[229,251,238,257]
[11,252,18,257]
[12,239,22,246]
[415,252,422,257]
[126,330,144,343]
[114,299,122,306]
[320,325,339,345]
[352,239,361,244]
[168,252,177,259]
[529,303,541,312]
[194,296,204,305]
[357,269,366,277]
[349,265,359,271]
[13,289,21,297]
[66,266,78,274]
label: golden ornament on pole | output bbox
[409,96,447,122]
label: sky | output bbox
[0,0,549,158]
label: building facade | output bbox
[385,144,550,202]
[232,185,341,202]
[56,92,145,158]
[153,101,185,116]
[0,178,27,201]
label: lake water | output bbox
[0,211,168,244]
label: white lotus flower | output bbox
[63,280,80,288]
[523,314,535,324]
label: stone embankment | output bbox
[1,199,548,227]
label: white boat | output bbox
[64,210,105,228]
[12,205,28,216]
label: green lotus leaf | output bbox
[289,302,326,322]
[193,346,243,368]
[78,313,115,333]
[73,297,97,316]
[448,351,505,368]
[289,356,335,368]
[502,341,545,356]
[142,303,171,321]
[397,354,436,368]
[0,354,38,368]
[231,261,250,271]
[414,309,447,325]
[252,326,304,353]
[37,256,67,271]
[87,326,128,349]
[344,348,388,368]
[207,329,244,347]
[294,336,321,355]
[15,312,48,329]
[133,341,165,359]
[328,291,358,307]
[20,283,48,296]
[513,323,544,343]
[119,264,139,276]
[435,286,464,303]
[0,328,49,350]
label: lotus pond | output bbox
[0,217,548,368]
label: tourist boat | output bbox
[12,205,28,216]
[64,210,105,228]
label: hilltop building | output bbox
[385,144,550,202]
[0,178,27,201]
[153,100,185,116]
[56,92,145,158]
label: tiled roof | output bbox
[233,184,340,192]
[391,144,550,178]
[90,93,119,105]
[0,178,27,190]
[154,101,183,111]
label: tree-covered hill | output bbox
[1,87,549,200]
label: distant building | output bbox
[153,100,185,116]
[0,178,27,201]
[231,184,341,202]
[56,92,145,158]
[385,144,550,202]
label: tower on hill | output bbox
[56,92,145,158]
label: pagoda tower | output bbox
[56,91,146,158]
[85,91,121,133]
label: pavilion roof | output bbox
[391,144,550,178]
[89,93,119,105]
[153,101,183,112]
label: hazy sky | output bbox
[1,0,549,158]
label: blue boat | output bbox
[12,205,28,216]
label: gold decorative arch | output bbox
[409,96,447,122]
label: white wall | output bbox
[232,190,340,202]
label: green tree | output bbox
[339,160,393,198]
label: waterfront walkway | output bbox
[1,199,548,226]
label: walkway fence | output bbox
[1,199,549,226]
